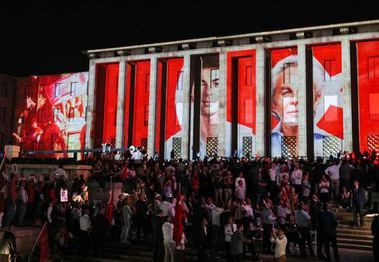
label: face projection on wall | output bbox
[200,56,220,156]
[271,55,299,137]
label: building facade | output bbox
[84,20,379,160]
[0,73,17,153]
[4,20,379,160]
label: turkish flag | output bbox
[316,105,344,139]
[173,187,183,247]
[39,225,50,262]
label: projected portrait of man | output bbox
[271,55,299,157]
[199,56,220,158]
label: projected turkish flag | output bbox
[155,58,184,155]
[312,44,343,138]
[357,41,379,152]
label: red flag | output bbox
[173,184,183,247]
[38,225,49,262]
[106,192,114,225]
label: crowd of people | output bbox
[1,149,379,262]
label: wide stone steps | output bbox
[335,210,375,251]
[337,242,372,251]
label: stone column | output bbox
[115,57,126,150]
[85,59,96,151]
[342,39,353,152]
[181,54,191,159]
[147,56,158,157]
[218,51,227,157]
[255,47,266,156]
[297,43,308,157]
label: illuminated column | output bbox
[181,53,191,159]
[342,38,353,152]
[85,59,96,151]
[147,56,158,157]
[115,57,126,149]
[255,47,266,156]
[218,51,227,157]
[297,43,308,157]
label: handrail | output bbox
[27,222,47,262]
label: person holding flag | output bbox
[173,192,186,262]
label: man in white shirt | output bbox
[162,217,175,262]
[79,209,91,256]
[210,202,224,257]
[290,163,302,189]
[160,197,176,218]
[131,147,143,160]
[271,228,287,261]
[325,160,341,200]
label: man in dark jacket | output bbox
[152,209,165,262]
[371,215,379,261]
[135,193,149,242]
[92,208,108,256]
[318,202,339,262]
[197,218,210,261]
[352,180,366,226]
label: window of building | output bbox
[145,74,150,92]
[68,108,75,122]
[0,107,5,123]
[283,63,295,84]
[210,69,219,88]
[245,66,253,86]
[24,85,32,98]
[324,95,338,121]
[209,102,219,124]
[175,102,183,126]
[368,56,379,79]
[55,83,62,97]
[0,132,3,149]
[144,105,149,126]
[70,82,78,96]
[282,97,297,123]
[369,93,379,120]
[323,59,336,81]
[0,132,3,148]
[244,99,253,125]
[176,71,183,90]
[0,82,8,97]
[53,108,60,122]
[50,134,58,150]
[38,109,45,123]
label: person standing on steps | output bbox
[352,180,366,227]
[318,202,339,262]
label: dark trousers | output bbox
[323,234,339,262]
[298,227,314,256]
[211,225,223,255]
[317,231,324,258]
[352,204,364,226]
[135,217,148,241]
[263,224,273,253]
[153,238,164,262]
[80,230,89,256]
[225,241,231,262]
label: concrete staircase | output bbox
[334,209,374,251]
[62,241,201,262]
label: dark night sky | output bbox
[0,1,378,76]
